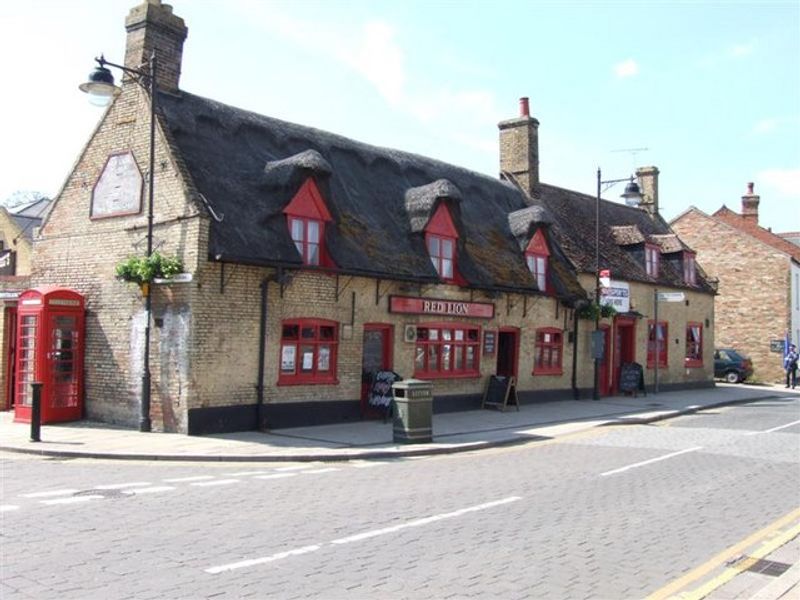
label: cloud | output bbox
[758,168,800,198]
[729,41,755,58]
[613,59,639,78]
[752,116,800,135]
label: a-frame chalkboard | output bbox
[482,375,520,411]
[619,362,646,397]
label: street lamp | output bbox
[80,53,158,432]
[593,168,642,400]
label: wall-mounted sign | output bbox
[657,292,686,303]
[91,151,143,219]
[600,281,630,313]
[770,339,786,353]
[483,330,496,355]
[389,295,494,319]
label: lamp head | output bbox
[79,64,120,107]
[621,179,643,207]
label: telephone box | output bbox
[13,287,85,424]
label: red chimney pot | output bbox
[519,97,530,118]
[747,182,754,194]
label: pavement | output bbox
[2,382,799,599]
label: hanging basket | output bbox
[115,252,184,286]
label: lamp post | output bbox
[80,53,157,432]
[593,168,642,400]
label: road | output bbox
[2,396,799,599]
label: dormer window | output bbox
[425,203,460,283]
[683,252,697,285]
[645,244,660,278]
[525,229,550,292]
[283,178,334,268]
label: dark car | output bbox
[714,348,754,383]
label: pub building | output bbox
[24,0,716,434]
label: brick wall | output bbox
[672,210,790,382]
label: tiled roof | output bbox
[712,207,800,261]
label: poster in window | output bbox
[318,346,331,371]
[281,345,296,372]
[483,330,496,355]
[302,352,314,371]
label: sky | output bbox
[1,0,798,233]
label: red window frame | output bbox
[414,323,480,378]
[683,253,697,285]
[685,322,703,367]
[645,244,660,278]
[278,318,338,385]
[289,216,323,266]
[525,229,550,292]
[647,320,668,368]
[283,177,334,268]
[533,327,563,375]
[426,234,456,281]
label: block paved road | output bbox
[1,396,799,599]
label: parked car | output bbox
[714,348,754,383]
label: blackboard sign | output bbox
[482,375,520,411]
[483,330,496,355]
[770,339,786,353]
[619,362,645,396]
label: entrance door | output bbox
[496,328,518,378]
[599,324,612,396]
[3,306,16,410]
[47,312,81,421]
[360,324,393,418]
[612,318,636,393]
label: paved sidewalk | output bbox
[2,382,796,462]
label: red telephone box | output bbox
[13,287,85,424]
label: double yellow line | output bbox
[647,506,800,600]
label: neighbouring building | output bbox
[671,183,800,382]
[0,197,51,411]
[19,0,715,434]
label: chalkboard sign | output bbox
[369,371,401,408]
[482,375,520,411]
[770,339,786,353]
[619,362,645,396]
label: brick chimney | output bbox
[498,97,539,201]
[636,166,659,216]
[124,0,188,93]
[741,182,760,223]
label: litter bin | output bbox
[392,379,433,443]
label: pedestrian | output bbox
[785,343,798,389]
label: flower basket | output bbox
[115,252,184,286]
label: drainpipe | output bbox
[571,302,582,399]
[256,276,270,430]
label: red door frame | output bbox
[496,327,519,379]
[3,306,16,410]
[599,323,612,396]
[360,323,393,418]
[612,316,637,393]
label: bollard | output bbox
[30,382,43,443]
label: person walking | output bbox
[785,343,798,389]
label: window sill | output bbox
[533,369,563,376]
[277,377,339,386]
[684,360,703,368]
[412,371,480,380]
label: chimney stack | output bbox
[741,182,760,223]
[498,97,539,201]
[636,166,659,216]
[124,0,188,93]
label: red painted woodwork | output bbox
[282,178,332,222]
[525,229,550,256]
[612,317,636,393]
[389,295,494,319]
[3,306,16,410]
[360,324,393,418]
[13,287,84,424]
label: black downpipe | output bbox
[571,304,581,400]
[256,277,269,430]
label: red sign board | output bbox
[389,295,494,319]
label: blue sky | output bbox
[2,0,798,232]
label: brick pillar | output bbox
[636,166,660,216]
[498,97,539,201]
[741,182,760,223]
[124,0,188,93]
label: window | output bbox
[533,328,563,375]
[414,324,480,378]
[645,244,660,278]
[525,230,550,292]
[283,177,334,268]
[279,319,338,384]
[427,234,455,280]
[685,322,703,367]
[647,321,668,368]
[683,253,697,285]
[289,216,322,266]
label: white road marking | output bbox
[191,479,239,487]
[163,475,215,483]
[746,419,800,435]
[274,465,314,472]
[95,482,152,490]
[205,545,322,574]
[204,496,523,575]
[253,473,297,480]
[122,486,175,495]
[41,495,104,505]
[224,471,270,477]
[302,468,339,475]
[21,489,78,498]
[600,447,703,477]
[350,461,388,468]
[1,505,20,512]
